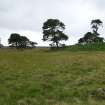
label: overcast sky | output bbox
[0,0,105,46]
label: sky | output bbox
[0,0,105,46]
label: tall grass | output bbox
[0,48,105,105]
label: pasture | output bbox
[0,48,105,105]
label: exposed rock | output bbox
[91,88,105,100]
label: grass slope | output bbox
[68,43,105,51]
[0,48,105,105]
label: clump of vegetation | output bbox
[8,33,37,48]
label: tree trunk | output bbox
[16,42,18,48]
[56,42,59,48]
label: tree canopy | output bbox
[78,19,104,44]
[8,33,38,48]
[42,19,68,48]
[8,33,21,47]
[91,19,103,36]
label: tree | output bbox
[84,32,96,43]
[8,33,38,48]
[78,32,93,44]
[78,19,104,44]
[29,41,38,48]
[0,38,4,48]
[93,37,104,43]
[8,33,20,47]
[0,44,3,48]
[42,19,68,48]
[91,19,103,36]
[18,36,29,48]
[78,32,94,44]
[78,38,85,44]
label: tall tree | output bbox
[78,19,104,44]
[42,19,68,48]
[91,19,103,36]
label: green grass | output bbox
[67,43,105,51]
[1,48,105,105]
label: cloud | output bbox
[0,0,105,46]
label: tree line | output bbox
[0,18,104,48]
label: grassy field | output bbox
[1,48,105,105]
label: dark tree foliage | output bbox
[8,33,20,47]
[29,41,38,48]
[18,36,29,48]
[0,44,3,48]
[78,32,104,44]
[42,19,68,48]
[78,19,104,44]
[91,19,103,36]
[84,32,96,43]
[78,38,85,44]
[8,33,38,48]
[78,32,94,44]
[93,37,104,43]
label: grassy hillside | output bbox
[67,43,105,51]
[1,48,105,105]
